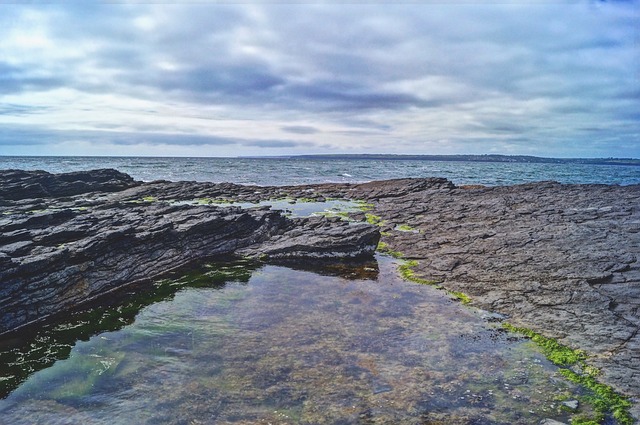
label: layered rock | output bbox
[1,169,639,417]
[0,171,379,335]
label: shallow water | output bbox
[0,257,596,424]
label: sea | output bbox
[1,156,639,186]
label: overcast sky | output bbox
[0,1,638,158]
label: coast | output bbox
[1,169,638,421]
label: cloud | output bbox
[281,126,319,135]
[0,2,637,157]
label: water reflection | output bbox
[0,256,599,424]
[0,258,260,398]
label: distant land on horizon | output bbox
[2,154,639,167]
[282,154,640,166]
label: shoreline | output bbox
[1,169,638,422]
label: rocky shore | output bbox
[1,169,638,420]
[0,169,380,336]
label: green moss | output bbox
[296,197,317,203]
[559,369,634,425]
[503,323,633,425]
[398,260,439,286]
[450,291,472,304]
[502,324,586,366]
[376,241,403,259]
[357,202,374,212]
[197,197,235,205]
[142,196,158,202]
[396,224,417,232]
[571,415,603,425]
[365,213,385,226]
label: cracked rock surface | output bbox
[305,178,640,418]
[181,176,639,418]
[1,170,638,419]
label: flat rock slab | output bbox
[297,178,639,419]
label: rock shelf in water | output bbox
[1,169,639,420]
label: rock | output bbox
[0,171,380,335]
[1,170,639,419]
[325,178,639,414]
[0,169,139,200]
[562,400,579,410]
[540,419,568,425]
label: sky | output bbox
[0,1,638,158]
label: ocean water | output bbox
[0,156,638,186]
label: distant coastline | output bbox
[284,154,640,167]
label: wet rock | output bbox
[540,419,568,425]
[2,171,639,419]
[323,178,639,418]
[0,171,380,335]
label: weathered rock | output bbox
[333,178,640,419]
[0,169,139,200]
[1,170,639,419]
[0,172,379,335]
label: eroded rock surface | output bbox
[1,170,638,418]
[149,176,639,417]
[0,170,379,335]
[297,177,639,418]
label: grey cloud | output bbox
[0,62,66,95]
[243,139,301,148]
[0,104,48,116]
[1,2,638,157]
[281,126,319,134]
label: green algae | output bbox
[560,369,634,425]
[365,213,385,226]
[450,290,472,305]
[503,323,633,425]
[356,201,374,212]
[395,223,419,233]
[376,241,403,259]
[502,324,586,366]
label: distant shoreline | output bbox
[1,154,639,167]
[283,154,640,167]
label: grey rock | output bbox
[0,171,380,336]
[540,419,568,425]
[562,400,579,410]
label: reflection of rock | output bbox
[0,170,379,336]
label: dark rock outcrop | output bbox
[0,172,379,336]
[0,169,139,200]
[1,170,639,418]
[339,179,640,417]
